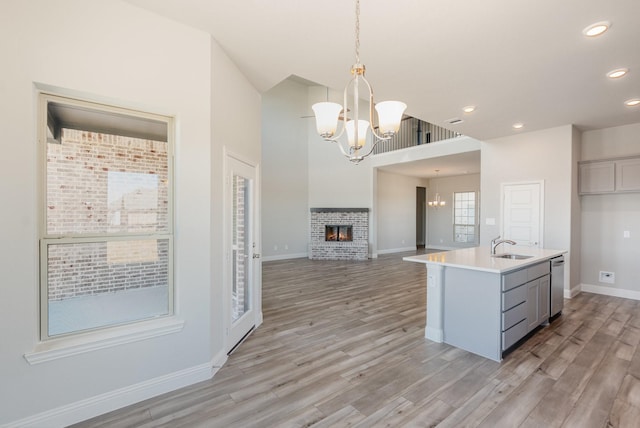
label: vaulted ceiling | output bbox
[126,0,640,141]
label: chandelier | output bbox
[428,170,446,208]
[311,0,406,163]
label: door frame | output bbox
[416,186,426,248]
[223,148,262,354]
[500,180,544,248]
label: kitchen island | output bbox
[404,246,566,361]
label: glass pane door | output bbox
[226,156,257,353]
[232,174,250,322]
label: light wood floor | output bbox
[74,252,640,427]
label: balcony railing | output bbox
[373,117,462,155]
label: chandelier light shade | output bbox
[428,194,446,208]
[311,0,407,163]
[346,120,369,148]
[375,101,408,136]
[311,102,342,138]
[428,170,446,208]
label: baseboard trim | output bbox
[377,246,416,255]
[565,285,582,299]
[425,326,443,343]
[256,311,264,328]
[262,252,307,262]
[9,356,225,428]
[580,283,640,301]
[211,349,228,373]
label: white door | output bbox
[502,182,543,247]
[226,155,259,353]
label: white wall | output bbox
[580,123,640,295]
[261,79,309,260]
[581,122,640,160]
[210,39,262,357]
[0,1,260,425]
[480,125,576,287]
[307,86,373,209]
[376,171,429,253]
[427,174,481,249]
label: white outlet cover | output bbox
[624,231,631,238]
[599,271,615,284]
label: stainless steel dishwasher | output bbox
[550,255,565,319]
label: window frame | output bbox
[452,190,478,244]
[38,92,175,341]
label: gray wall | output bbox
[2,0,261,424]
[261,79,309,260]
[376,170,429,253]
[427,174,481,249]
[307,86,373,209]
[580,123,640,294]
[261,81,379,258]
[480,125,576,289]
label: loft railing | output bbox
[373,117,462,155]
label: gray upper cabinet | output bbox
[616,158,640,192]
[579,161,615,194]
[579,156,640,195]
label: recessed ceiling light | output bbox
[625,99,640,107]
[512,123,524,130]
[583,21,611,37]
[462,106,476,113]
[607,68,629,79]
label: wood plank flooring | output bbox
[73,252,640,427]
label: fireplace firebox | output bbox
[325,225,353,242]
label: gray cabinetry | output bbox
[526,274,550,332]
[579,161,614,194]
[501,261,550,351]
[579,156,640,195]
[616,158,640,192]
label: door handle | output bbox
[253,253,261,259]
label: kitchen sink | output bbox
[492,253,534,260]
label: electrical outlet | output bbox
[599,271,615,284]
[284,244,288,250]
[273,245,278,251]
[624,231,631,238]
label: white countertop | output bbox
[403,246,566,273]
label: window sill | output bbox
[24,316,184,365]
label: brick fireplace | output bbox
[310,208,369,260]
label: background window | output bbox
[453,191,477,243]
[40,94,173,339]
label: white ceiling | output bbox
[125,0,640,142]
[377,151,481,179]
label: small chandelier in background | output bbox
[311,0,406,164]
[428,170,446,208]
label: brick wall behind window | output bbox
[46,129,169,235]
[46,129,170,300]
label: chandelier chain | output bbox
[355,0,360,64]
[310,0,406,163]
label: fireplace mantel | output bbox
[310,208,369,213]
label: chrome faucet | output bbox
[491,236,517,254]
